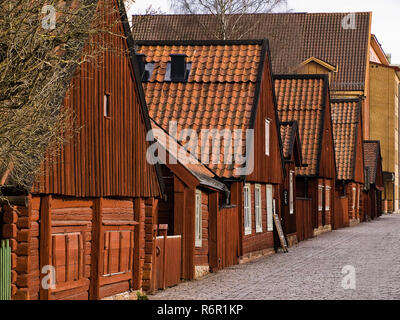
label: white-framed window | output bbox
[352,187,357,210]
[255,185,262,233]
[289,171,294,215]
[318,185,324,211]
[195,189,202,247]
[265,119,270,156]
[325,186,331,211]
[244,184,252,235]
[266,185,273,232]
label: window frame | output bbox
[318,185,324,211]
[325,186,331,211]
[265,118,270,156]
[352,187,357,210]
[244,184,252,236]
[255,184,263,233]
[289,171,295,214]
[195,189,202,247]
[104,93,111,118]
[266,185,274,232]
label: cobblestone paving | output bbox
[149,214,400,300]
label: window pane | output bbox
[265,119,270,156]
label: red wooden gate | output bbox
[334,197,349,229]
[154,235,182,290]
[219,207,239,269]
[296,199,313,241]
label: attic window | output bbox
[104,93,110,118]
[165,54,191,82]
[135,53,154,82]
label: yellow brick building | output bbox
[369,36,400,212]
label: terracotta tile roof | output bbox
[331,99,361,181]
[132,12,371,92]
[274,75,328,176]
[137,40,266,179]
[364,141,381,185]
[280,121,301,160]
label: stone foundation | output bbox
[239,248,275,264]
[313,225,332,237]
[194,265,210,279]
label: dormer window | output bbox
[165,54,191,82]
[135,53,154,82]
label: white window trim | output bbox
[289,171,294,215]
[265,119,270,156]
[352,187,357,210]
[195,190,202,247]
[244,184,252,235]
[318,185,324,211]
[266,185,273,232]
[325,186,331,211]
[255,184,263,233]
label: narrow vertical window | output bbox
[352,187,357,210]
[265,119,270,156]
[266,185,273,232]
[357,187,361,211]
[195,190,202,247]
[325,186,331,211]
[318,185,324,211]
[244,184,252,235]
[289,171,294,214]
[104,93,110,117]
[255,185,262,233]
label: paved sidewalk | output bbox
[149,214,400,300]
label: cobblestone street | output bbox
[149,214,400,300]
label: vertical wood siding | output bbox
[32,0,160,198]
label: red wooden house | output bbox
[331,99,365,229]
[137,39,285,275]
[279,122,303,246]
[274,74,337,241]
[0,0,163,300]
[148,120,229,285]
[363,141,384,220]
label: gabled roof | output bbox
[136,40,270,179]
[131,12,371,92]
[331,98,362,181]
[150,120,227,192]
[295,57,338,73]
[274,74,329,176]
[279,121,303,166]
[363,140,382,186]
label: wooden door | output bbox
[219,207,239,269]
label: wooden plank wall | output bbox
[32,0,160,199]
[4,194,157,300]
[247,48,284,185]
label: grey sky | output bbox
[127,0,400,64]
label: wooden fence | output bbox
[296,199,313,242]
[0,239,11,300]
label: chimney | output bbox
[136,53,146,78]
[170,54,188,82]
